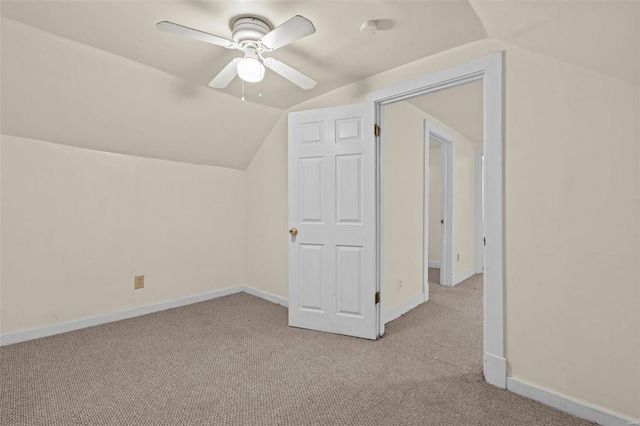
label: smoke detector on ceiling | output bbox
[360,20,378,34]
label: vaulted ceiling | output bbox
[408,80,483,144]
[1,1,637,169]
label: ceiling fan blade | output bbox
[157,21,237,49]
[263,58,316,90]
[258,15,315,51]
[209,58,242,88]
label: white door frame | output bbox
[474,148,485,274]
[367,53,505,388]
[424,122,454,289]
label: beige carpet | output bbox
[1,271,594,425]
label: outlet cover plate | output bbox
[134,275,144,289]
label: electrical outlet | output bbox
[134,275,144,289]
[397,279,403,291]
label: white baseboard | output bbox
[484,352,507,388]
[383,293,426,324]
[453,268,476,286]
[241,286,288,308]
[507,378,638,426]
[0,285,287,346]
[428,261,441,268]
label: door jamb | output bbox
[424,122,454,289]
[367,53,505,388]
[474,148,485,274]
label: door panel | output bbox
[335,117,362,142]
[336,154,362,224]
[299,244,324,312]
[336,245,364,317]
[299,157,324,223]
[289,103,377,339]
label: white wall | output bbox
[382,102,425,311]
[504,47,640,420]
[244,115,289,299]
[243,39,640,420]
[0,135,245,335]
[381,100,481,312]
[451,128,480,278]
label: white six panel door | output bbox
[288,103,377,340]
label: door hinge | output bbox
[484,237,486,246]
[375,291,380,304]
[374,124,380,137]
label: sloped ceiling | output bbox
[408,80,483,144]
[0,18,282,169]
[0,1,487,110]
[470,0,640,86]
[1,1,637,168]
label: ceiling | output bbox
[470,0,640,86]
[0,1,487,110]
[408,80,483,144]
[1,1,637,168]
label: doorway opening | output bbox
[368,53,504,387]
[379,81,484,377]
[286,53,504,387]
[424,122,454,289]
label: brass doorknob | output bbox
[289,228,298,236]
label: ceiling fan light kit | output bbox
[157,15,317,95]
[237,48,265,83]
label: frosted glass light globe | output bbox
[237,57,265,83]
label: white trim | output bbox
[368,52,505,388]
[0,286,244,346]
[382,293,426,324]
[507,378,639,426]
[453,268,476,286]
[1,286,289,347]
[474,148,484,275]
[376,103,386,337]
[482,52,505,389]
[241,285,289,307]
[428,261,441,268]
[484,353,507,388]
[423,127,430,298]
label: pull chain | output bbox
[259,80,263,99]
[241,80,245,102]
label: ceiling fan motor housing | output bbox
[232,17,271,43]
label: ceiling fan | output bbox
[157,15,317,90]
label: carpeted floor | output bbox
[0,270,594,425]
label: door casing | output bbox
[475,148,485,275]
[367,53,505,388]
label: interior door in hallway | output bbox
[288,103,377,340]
